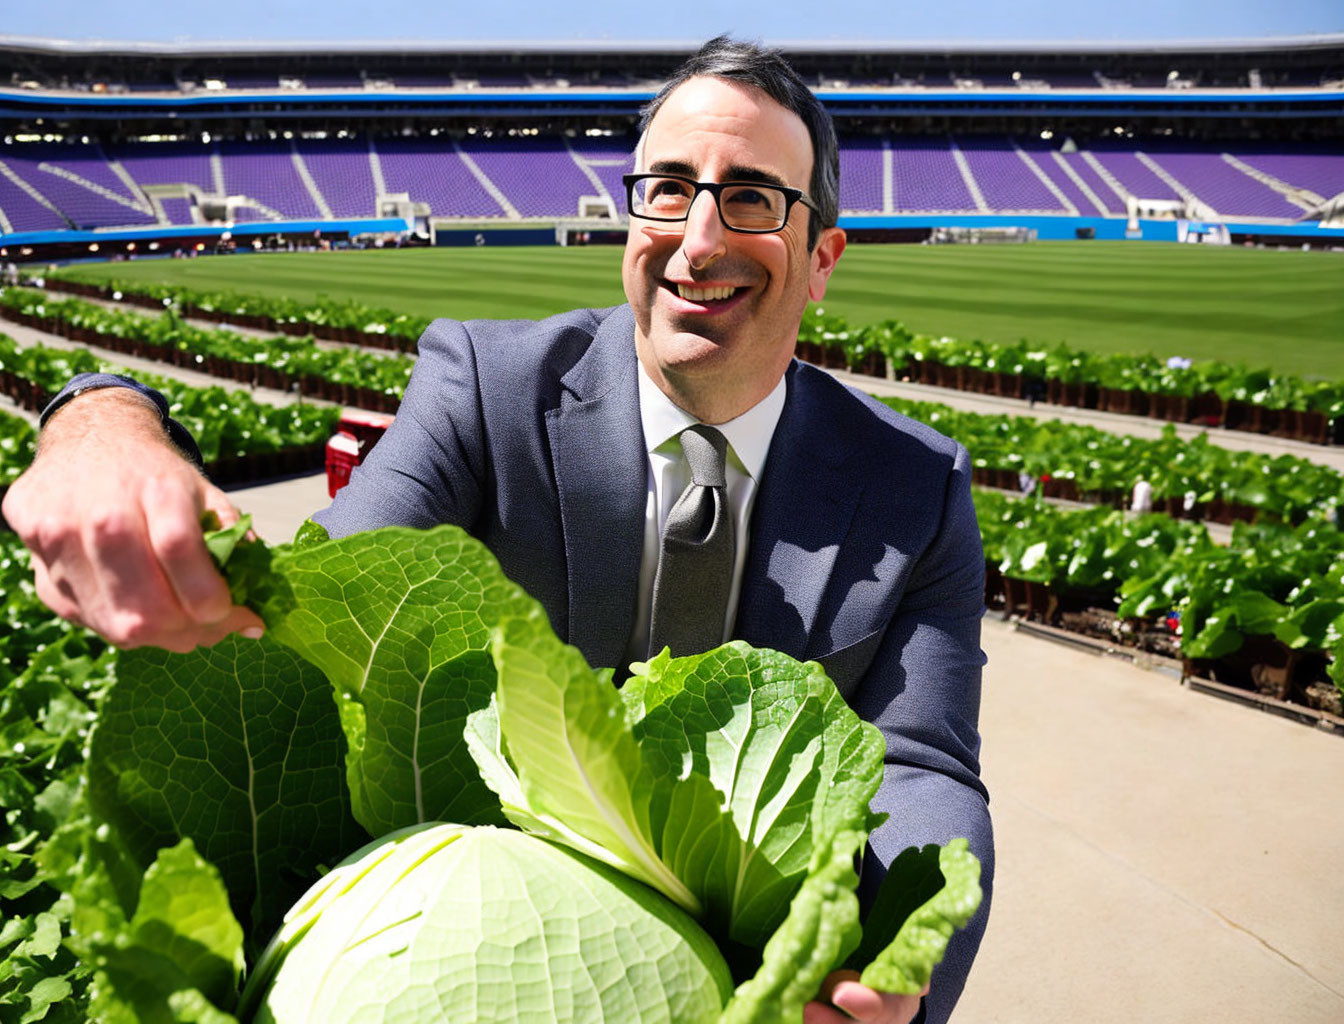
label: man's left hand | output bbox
[802,970,927,1024]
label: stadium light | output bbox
[88,243,99,252]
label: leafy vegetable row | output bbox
[0,332,341,479]
[796,305,1342,440]
[0,288,411,414]
[43,275,428,351]
[882,395,1342,525]
[974,489,1343,713]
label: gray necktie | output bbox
[647,425,735,659]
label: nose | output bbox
[679,189,727,270]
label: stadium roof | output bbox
[3,32,1343,58]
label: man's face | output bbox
[622,76,845,421]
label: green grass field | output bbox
[58,240,1344,378]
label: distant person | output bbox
[4,37,992,1024]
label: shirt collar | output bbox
[637,361,786,481]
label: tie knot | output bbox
[679,425,728,488]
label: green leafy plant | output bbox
[30,520,980,1023]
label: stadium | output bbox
[0,33,1342,256]
[1,24,1343,1024]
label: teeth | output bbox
[677,284,737,302]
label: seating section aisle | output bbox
[1,136,1341,232]
[1233,149,1344,203]
[0,143,155,229]
[376,138,505,217]
[217,142,321,220]
[890,137,977,211]
[299,140,377,218]
[108,142,217,193]
[459,138,605,217]
[957,137,1065,212]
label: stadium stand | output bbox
[375,137,505,218]
[298,138,378,218]
[0,35,1340,253]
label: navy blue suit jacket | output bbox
[316,304,994,1023]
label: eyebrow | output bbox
[646,159,791,189]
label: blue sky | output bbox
[4,0,1343,44]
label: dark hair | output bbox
[638,35,839,250]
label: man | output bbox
[4,38,991,1024]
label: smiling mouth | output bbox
[673,282,743,303]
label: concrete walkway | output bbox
[958,618,1344,1024]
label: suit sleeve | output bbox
[852,441,993,1024]
[315,318,488,538]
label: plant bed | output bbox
[1183,633,1330,706]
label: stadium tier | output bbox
[0,34,1340,249]
[7,135,1339,232]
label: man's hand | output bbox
[2,388,265,653]
[803,970,928,1024]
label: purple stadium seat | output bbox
[1016,140,1105,215]
[839,138,885,213]
[110,142,217,191]
[1142,147,1306,218]
[956,137,1064,212]
[1232,149,1344,202]
[459,138,605,218]
[1,142,155,229]
[1059,153,1128,214]
[218,141,321,219]
[299,139,377,218]
[890,137,976,211]
[376,138,505,217]
[0,175,70,232]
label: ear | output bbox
[807,227,846,302]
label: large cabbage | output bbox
[44,520,980,1024]
[242,824,732,1024]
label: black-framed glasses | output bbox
[624,173,820,234]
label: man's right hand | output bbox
[2,387,265,653]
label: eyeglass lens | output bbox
[630,177,788,230]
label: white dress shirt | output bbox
[624,363,787,664]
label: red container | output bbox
[324,409,395,497]
[325,431,361,498]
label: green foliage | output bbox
[12,521,980,1024]
[976,489,1344,697]
[0,288,414,397]
[0,536,115,1024]
[0,332,341,462]
[895,398,1341,522]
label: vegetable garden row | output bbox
[973,489,1343,719]
[0,288,409,414]
[0,332,340,486]
[38,274,1344,445]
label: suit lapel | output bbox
[544,306,645,671]
[736,362,865,661]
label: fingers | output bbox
[12,449,263,651]
[143,475,234,623]
[805,971,927,1024]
